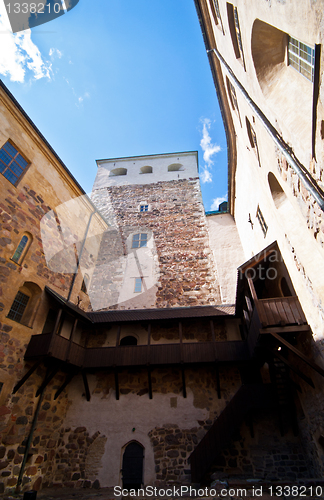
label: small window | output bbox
[140,166,152,174]
[227,4,245,69]
[132,234,148,248]
[134,278,142,293]
[210,0,223,31]
[246,118,261,166]
[11,233,32,264]
[0,141,29,186]
[288,37,315,82]
[226,77,242,125]
[109,168,127,177]
[120,336,137,346]
[7,291,30,323]
[256,205,268,238]
[140,205,149,212]
[81,273,89,293]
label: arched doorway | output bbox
[120,336,137,346]
[122,442,144,490]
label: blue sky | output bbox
[0,0,228,211]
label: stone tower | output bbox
[89,151,221,310]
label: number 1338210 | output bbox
[6,2,62,14]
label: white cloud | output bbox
[49,48,63,59]
[200,167,213,184]
[210,195,227,211]
[199,118,221,184]
[0,7,51,82]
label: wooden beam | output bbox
[114,369,119,400]
[260,325,310,335]
[268,348,315,389]
[147,323,151,346]
[48,308,63,354]
[247,277,258,302]
[181,364,186,398]
[215,362,221,399]
[66,317,78,362]
[54,372,76,400]
[82,370,91,401]
[270,332,324,378]
[13,359,43,394]
[148,366,152,399]
[36,367,59,397]
[116,325,121,347]
[179,321,183,363]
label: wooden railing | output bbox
[25,334,249,368]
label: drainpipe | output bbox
[207,47,324,212]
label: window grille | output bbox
[256,206,268,237]
[132,233,148,248]
[140,205,149,212]
[288,37,314,82]
[8,291,29,322]
[233,7,244,61]
[0,141,29,186]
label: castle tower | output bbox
[89,151,221,310]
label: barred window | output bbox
[7,291,30,323]
[256,206,268,238]
[233,7,244,62]
[0,141,29,186]
[132,233,148,248]
[288,37,314,82]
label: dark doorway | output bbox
[122,442,144,490]
[120,336,137,346]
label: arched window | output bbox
[7,282,42,327]
[122,442,144,490]
[268,173,288,210]
[109,168,127,177]
[120,336,137,346]
[140,166,152,174]
[11,233,32,264]
[81,273,89,293]
[167,163,184,172]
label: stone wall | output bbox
[90,179,221,310]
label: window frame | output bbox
[0,140,30,186]
[287,36,315,82]
[7,291,30,323]
[256,205,268,238]
[210,0,224,33]
[134,277,142,293]
[11,233,32,265]
[131,233,148,249]
[139,204,149,213]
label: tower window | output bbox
[134,278,142,293]
[140,205,149,212]
[7,291,30,323]
[288,37,314,82]
[132,233,148,248]
[0,141,29,186]
[256,206,268,238]
[246,118,261,166]
[227,3,245,69]
[210,0,223,31]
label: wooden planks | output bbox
[258,296,306,327]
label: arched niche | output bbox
[251,19,312,148]
[120,335,137,346]
[109,168,127,177]
[8,281,42,327]
[168,163,184,172]
[140,166,152,174]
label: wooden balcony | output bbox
[25,333,250,368]
[256,296,307,328]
